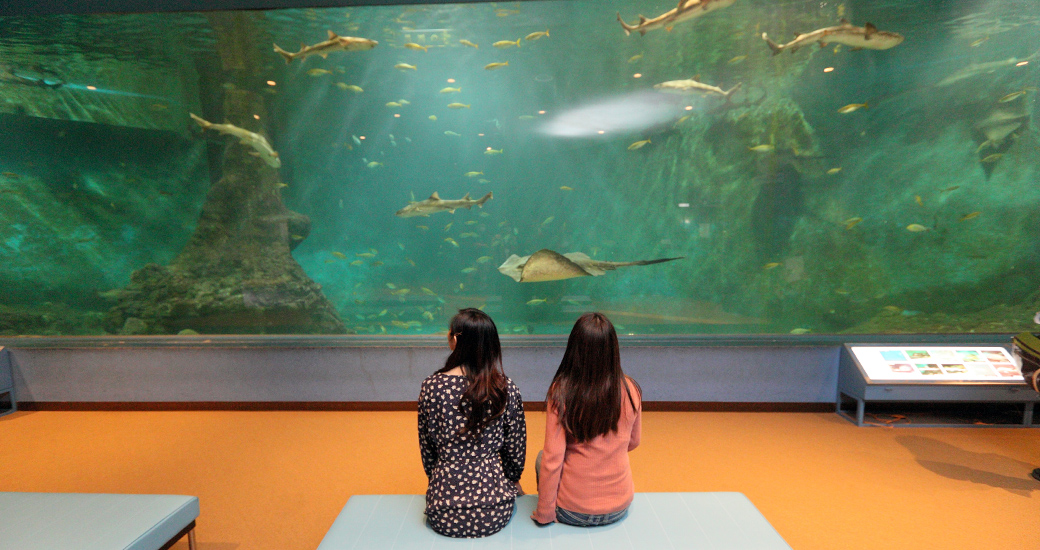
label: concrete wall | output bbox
[5,335,1011,405]
[7,343,833,404]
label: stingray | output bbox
[975,99,1029,150]
[497,249,683,283]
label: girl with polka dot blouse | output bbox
[418,308,527,538]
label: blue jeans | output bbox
[556,506,628,527]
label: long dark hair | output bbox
[548,312,640,443]
[436,308,508,436]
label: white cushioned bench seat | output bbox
[0,492,199,550]
[318,492,791,549]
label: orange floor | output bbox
[2,409,1038,549]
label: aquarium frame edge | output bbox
[0,333,1016,350]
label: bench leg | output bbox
[188,528,197,550]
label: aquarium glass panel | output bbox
[0,0,1038,336]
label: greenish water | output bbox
[0,0,1038,336]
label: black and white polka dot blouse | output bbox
[418,372,526,515]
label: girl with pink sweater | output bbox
[532,312,642,527]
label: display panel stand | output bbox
[838,344,1039,427]
[0,347,14,416]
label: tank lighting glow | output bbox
[538,110,546,114]
[86,85,97,90]
[486,147,492,151]
[823,67,834,72]
[1017,61,1029,66]
[267,80,276,86]
[478,133,485,136]
[359,136,366,140]
[598,130,605,134]
[678,203,690,208]
[253,114,260,120]
[447,78,456,83]
[633,73,642,78]
[685,106,693,111]
[394,114,400,118]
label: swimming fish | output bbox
[484,148,503,155]
[276,182,289,188]
[493,39,521,48]
[423,311,435,321]
[843,217,862,230]
[349,260,364,266]
[618,0,737,36]
[337,83,364,93]
[654,77,741,99]
[485,62,509,70]
[906,224,929,232]
[395,63,418,71]
[541,216,555,225]
[189,113,281,168]
[499,249,684,283]
[447,103,470,109]
[728,55,748,64]
[461,267,477,273]
[560,186,573,191]
[761,20,904,55]
[465,171,484,177]
[628,139,651,150]
[444,131,461,137]
[628,54,643,63]
[395,191,494,217]
[429,115,438,121]
[357,252,376,258]
[459,39,479,49]
[959,211,981,222]
[763,262,780,270]
[440,87,462,93]
[273,31,378,63]
[476,256,493,264]
[914,195,923,206]
[827,167,842,175]
[331,251,347,259]
[307,68,333,76]
[367,161,383,168]
[748,144,775,153]
[404,42,427,52]
[981,153,1003,163]
[526,298,548,306]
[837,103,868,113]
[386,101,402,107]
[525,30,550,41]
[445,238,459,247]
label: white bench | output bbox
[0,492,199,550]
[318,492,791,549]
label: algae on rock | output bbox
[104,12,345,335]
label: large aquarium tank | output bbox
[0,0,1038,337]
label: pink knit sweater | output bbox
[532,379,641,523]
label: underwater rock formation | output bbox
[103,13,344,335]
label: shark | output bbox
[190,113,281,169]
[654,78,741,99]
[395,191,493,217]
[498,249,683,283]
[273,31,378,64]
[936,50,1040,87]
[762,20,904,55]
[617,0,737,36]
